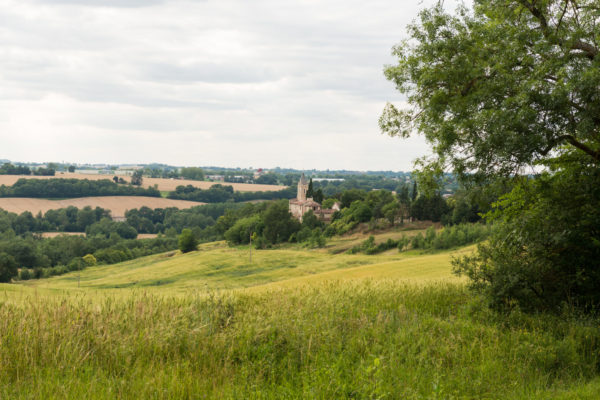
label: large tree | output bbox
[380,0,599,183]
[382,0,600,311]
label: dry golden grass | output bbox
[0,173,284,192]
[0,196,204,217]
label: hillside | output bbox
[15,239,467,295]
[2,240,600,399]
[0,196,204,217]
[0,173,284,192]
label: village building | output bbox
[289,173,340,222]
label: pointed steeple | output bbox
[299,172,307,185]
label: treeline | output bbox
[167,184,295,203]
[0,178,160,198]
[0,233,178,282]
[349,224,492,255]
[0,163,55,176]
[0,202,250,282]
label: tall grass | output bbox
[1,281,599,398]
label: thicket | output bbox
[348,224,492,255]
[454,154,600,312]
[0,178,160,198]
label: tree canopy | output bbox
[383,0,600,312]
[381,0,600,183]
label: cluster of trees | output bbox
[124,203,244,240]
[167,184,295,203]
[0,163,32,175]
[0,178,160,198]
[0,206,110,234]
[0,163,55,176]
[219,200,325,249]
[383,0,600,312]
[0,233,178,282]
[0,202,253,282]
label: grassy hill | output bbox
[1,233,600,399]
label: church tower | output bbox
[297,173,308,201]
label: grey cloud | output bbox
[31,0,168,8]
[140,62,278,84]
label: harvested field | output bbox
[40,232,159,239]
[0,173,284,192]
[0,196,204,217]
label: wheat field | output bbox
[0,173,284,192]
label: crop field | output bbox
[0,173,284,192]
[0,196,204,217]
[1,237,600,398]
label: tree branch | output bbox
[517,0,598,60]
[539,134,600,161]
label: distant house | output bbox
[289,173,340,223]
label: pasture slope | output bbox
[1,232,600,398]
[0,196,204,217]
[0,173,284,192]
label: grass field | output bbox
[1,234,600,398]
[0,173,284,192]
[0,196,204,217]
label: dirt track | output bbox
[0,196,205,217]
[0,173,284,192]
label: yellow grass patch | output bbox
[0,196,204,216]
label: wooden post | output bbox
[249,232,252,263]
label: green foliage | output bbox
[0,163,31,175]
[130,170,143,186]
[381,1,600,182]
[349,236,399,255]
[2,283,600,398]
[0,252,17,283]
[0,178,160,198]
[454,157,600,312]
[178,229,198,253]
[261,200,300,244]
[224,215,263,245]
[180,167,205,181]
[168,184,295,203]
[82,254,97,267]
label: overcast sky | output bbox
[0,0,458,171]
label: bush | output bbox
[454,159,600,312]
[178,229,198,253]
[18,268,32,281]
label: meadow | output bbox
[1,233,599,399]
[0,196,204,218]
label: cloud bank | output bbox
[0,0,456,170]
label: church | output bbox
[289,173,340,222]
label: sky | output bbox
[0,0,457,171]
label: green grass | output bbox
[1,282,599,399]
[1,234,600,398]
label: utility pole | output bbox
[249,232,252,263]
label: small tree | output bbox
[131,170,143,186]
[82,254,97,267]
[178,229,198,253]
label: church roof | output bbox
[299,172,307,185]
